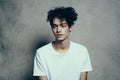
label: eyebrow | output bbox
[52,23,67,25]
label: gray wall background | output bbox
[0,0,120,80]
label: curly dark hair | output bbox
[47,7,78,27]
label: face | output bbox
[51,17,72,41]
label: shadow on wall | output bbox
[32,38,50,53]
[27,38,51,80]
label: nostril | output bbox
[57,30,60,33]
[57,29,61,33]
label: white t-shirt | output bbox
[33,41,92,80]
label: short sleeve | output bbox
[81,48,93,72]
[33,51,47,76]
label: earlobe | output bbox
[69,26,72,32]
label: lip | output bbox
[56,34,63,37]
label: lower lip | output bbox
[56,34,62,38]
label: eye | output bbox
[51,24,58,28]
[61,23,68,27]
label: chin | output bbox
[55,39,64,42]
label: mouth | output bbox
[56,34,63,38]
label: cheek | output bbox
[52,29,56,33]
[64,30,70,35]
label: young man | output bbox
[33,7,92,80]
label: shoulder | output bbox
[71,41,88,51]
[70,41,90,58]
[36,42,52,56]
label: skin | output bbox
[39,17,88,80]
[51,17,72,53]
[39,76,48,80]
[80,72,88,80]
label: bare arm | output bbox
[39,76,48,80]
[80,72,88,80]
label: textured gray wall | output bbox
[0,0,120,80]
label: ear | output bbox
[69,26,72,32]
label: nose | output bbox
[57,26,61,33]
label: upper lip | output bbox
[56,34,63,36]
[56,34,62,35]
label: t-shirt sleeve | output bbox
[33,51,47,76]
[81,47,93,72]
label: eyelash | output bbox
[52,25,57,28]
[52,24,67,28]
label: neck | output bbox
[52,39,70,53]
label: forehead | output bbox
[53,17,67,24]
